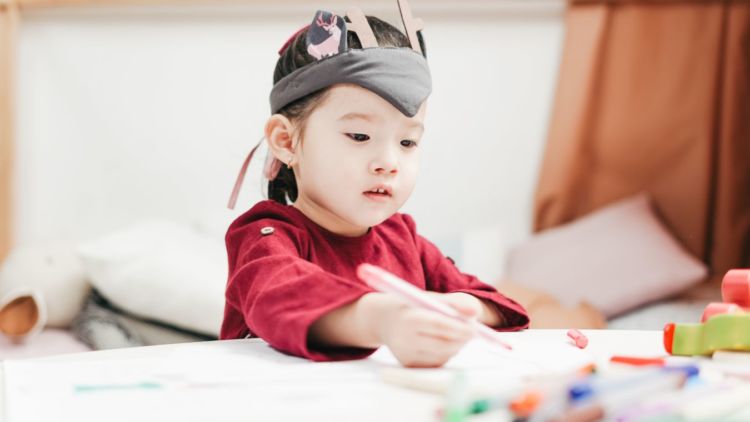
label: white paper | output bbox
[2,333,595,422]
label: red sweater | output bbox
[221,200,529,361]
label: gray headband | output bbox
[269,2,431,117]
[270,47,431,117]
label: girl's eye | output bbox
[346,133,370,142]
[401,140,418,148]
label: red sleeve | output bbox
[403,215,530,331]
[225,220,377,361]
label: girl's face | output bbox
[290,84,426,236]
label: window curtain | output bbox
[534,0,750,280]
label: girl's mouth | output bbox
[363,187,392,200]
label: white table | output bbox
[0,329,721,422]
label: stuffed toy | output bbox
[0,243,91,342]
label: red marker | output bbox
[610,355,666,367]
[567,329,588,349]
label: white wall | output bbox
[14,0,564,282]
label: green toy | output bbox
[664,313,750,356]
[664,269,750,356]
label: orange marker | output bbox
[567,329,588,349]
[509,390,542,417]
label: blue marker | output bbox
[568,364,699,403]
[562,365,698,420]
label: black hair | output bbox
[267,15,426,205]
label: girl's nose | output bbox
[370,149,398,175]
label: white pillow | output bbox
[77,220,227,336]
[505,194,708,317]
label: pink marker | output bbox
[356,263,513,350]
[567,329,588,349]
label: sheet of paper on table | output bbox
[2,333,592,422]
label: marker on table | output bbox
[568,364,699,404]
[356,263,513,350]
[555,368,694,422]
[74,382,163,393]
[609,355,666,367]
[567,329,588,349]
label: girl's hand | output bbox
[426,292,504,328]
[425,292,483,320]
[308,292,502,367]
[376,296,478,368]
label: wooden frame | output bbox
[1,0,18,263]
[0,0,563,262]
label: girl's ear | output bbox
[265,114,298,166]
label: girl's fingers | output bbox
[414,311,475,341]
[419,334,466,354]
[427,292,480,318]
[417,325,474,343]
[411,337,464,365]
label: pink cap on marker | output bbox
[701,302,742,322]
[722,269,750,307]
[567,329,588,349]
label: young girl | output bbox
[221,0,529,367]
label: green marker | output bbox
[467,396,505,415]
[443,371,469,422]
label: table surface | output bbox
[0,329,697,422]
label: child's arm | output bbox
[308,292,477,368]
[225,219,379,361]
[401,215,530,330]
[227,218,477,366]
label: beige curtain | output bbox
[534,0,750,280]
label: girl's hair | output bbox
[268,15,426,205]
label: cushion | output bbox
[504,194,708,317]
[77,220,227,336]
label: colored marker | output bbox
[443,371,470,422]
[436,396,507,419]
[614,383,730,422]
[609,355,666,367]
[357,263,513,350]
[74,381,162,393]
[512,364,596,419]
[569,365,698,403]
[566,371,690,421]
[567,329,588,349]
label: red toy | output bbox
[700,269,750,322]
